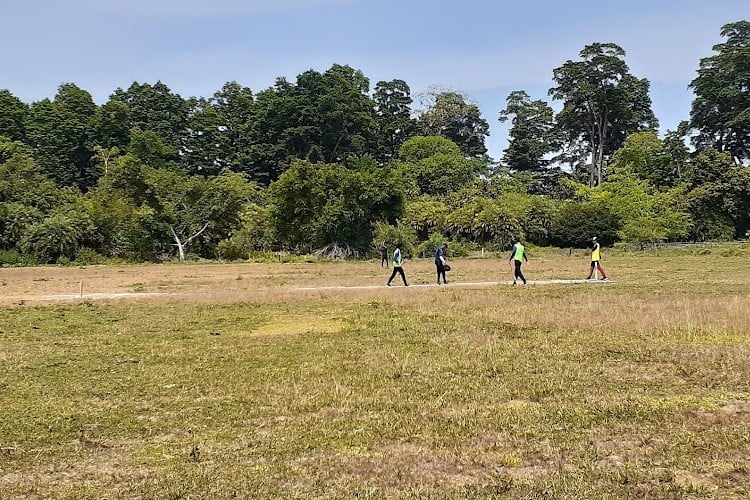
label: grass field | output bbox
[1,247,749,498]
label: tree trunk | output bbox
[170,223,210,263]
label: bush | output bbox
[372,222,417,258]
[73,248,105,265]
[217,239,248,261]
[550,201,622,247]
[0,249,38,267]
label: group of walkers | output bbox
[383,236,608,287]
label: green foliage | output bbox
[19,211,93,263]
[0,249,37,266]
[373,79,416,162]
[551,199,622,247]
[690,21,750,162]
[685,149,750,239]
[372,221,417,257]
[110,81,189,152]
[417,90,490,158]
[609,132,681,188]
[270,160,404,252]
[146,168,257,258]
[0,48,749,264]
[128,128,178,170]
[249,64,378,183]
[0,202,43,250]
[91,100,131,150]
[401,197,451,240]
[25,84,98,189]
[550,43,658,186]
[73,248,106,265]
[416,232,449,258]
[0,148,72,211]
[396,136,485,197]
[498,90,560,172]
[447,198,522,250]
[0,90,29,142]
[571,170,692,246]
[397,135,461,162]
[217,203,276,260]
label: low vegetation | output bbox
[1,248,749,497]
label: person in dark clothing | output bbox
[380,244,389,267]
[508,241,528,285]
[386,245,408,287]
[435,244,447,285]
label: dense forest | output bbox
[1,21,748,264]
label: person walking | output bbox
[386,244,409,287]
[586,236,608,280]
[380,244,389,267]
[435,244,448,285]
[509,241,528,285]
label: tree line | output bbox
[0,21,748,264]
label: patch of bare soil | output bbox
[0,261,442,306]
[300,440,561,492]
[681,401,750,426]
[0,444,150,492]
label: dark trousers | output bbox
[513,260,526,284]
[387,267,408,286]
[381,255,388,267]
[436,262,447,284]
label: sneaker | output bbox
[386,283,392,287]
[601,277,609,281]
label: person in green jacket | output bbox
[508,241,528,285]
[386,244,409,287]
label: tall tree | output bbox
[373,79,416,162]
[550,43,658,186]
[689,20,750,163]
[181,82,256,176]
[684,149,750,239]
[0,90,29,142]
[417,90,489,158]
[608,132,680,188]
[91,100,131,150]
[182,97,225,176]
[248,65,377,183]
[498,90,559,172]
[269,160,403,252]
[25,84,98,189]
[211,81,256,171]
[110,81,188,153]
[395,136,484,196]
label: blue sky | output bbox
[2,0,747,159]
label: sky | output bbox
[2,0,747,159]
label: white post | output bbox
[79,281,83,298]
[594,262,599,280]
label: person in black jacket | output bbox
[435,244,447,285]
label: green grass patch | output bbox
[1,252,749,497]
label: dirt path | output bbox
[0,258,604,306]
